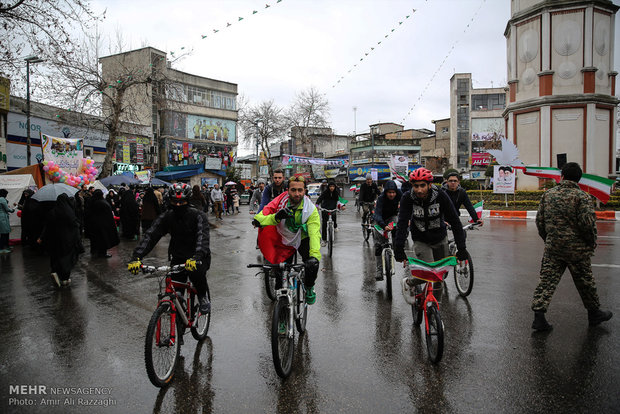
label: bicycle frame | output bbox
[378,223,396,275]
[419,281,440,333]
[448,222,481,254]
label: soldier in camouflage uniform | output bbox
[531,162,613,331]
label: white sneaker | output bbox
[51,272,61,288]
[401,277,416,305]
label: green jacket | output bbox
[0,197,15,234]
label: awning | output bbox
[155,165,204,180]
[206,169,226,177]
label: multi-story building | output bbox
[422,118,451,173]
[349,122,427,181]
[504,0,619,188]
[100,47,238,184]
[449,73,507,173]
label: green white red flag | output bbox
[408,256,458,283]
[470,200,483,222]
[522,166,615,204]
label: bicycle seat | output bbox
[407,256,458,283]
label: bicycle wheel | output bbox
[264,268,277,301]
[384,249,393,299]
[454,252,474,297]
[412,285,423,326]
[328,222,334,257]
[145,303,181,387]
[295,277,308,334]
[191,286,211,340]
[425,303,444,363]
[271,298,294,378]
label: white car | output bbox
[307,183,321,198]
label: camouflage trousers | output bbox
[531,249,600,312]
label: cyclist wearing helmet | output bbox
[359,173,380,223]
[394,168,469,294]
[129,183,211,315]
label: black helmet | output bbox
[168,183,191,202]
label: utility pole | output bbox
[24,55,44,166]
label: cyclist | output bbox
[259,168,288,212]
[442,172,483,226]
[128,183,211,316]
[253,176,321,305]
[359,173,380,223]
[372,180,402,280]
[394,168,469,298]
[316,180,343,247]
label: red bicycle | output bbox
[138,263,211,387]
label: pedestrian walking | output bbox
[210,184,224,220]
[0,188,15,253]
[38,193,81,287]
[119,188,140,240]
[233,192,240,214]
[140,187,161,233]
[84,189,120,258]
[189,185,208,211]
[531,162,613,331]
[18,189,38,248]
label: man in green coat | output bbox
[0,188,16,253]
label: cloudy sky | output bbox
[90,0,619,153]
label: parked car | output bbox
[239,191,251,205]
[307,183,321,198]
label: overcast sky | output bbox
[90,0,620,154]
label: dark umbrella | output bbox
[99,175,141,188]
[31,183,79,202]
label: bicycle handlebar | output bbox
[140,261,203,274]
[247,263,305,271]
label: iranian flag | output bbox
[337,196,348,209]
[523,166,615,204]
[469,200,483,223]
[408,256,458,283]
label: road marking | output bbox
[598,236,620,239]
[592,264,620,268]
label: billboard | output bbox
[493,165,515,194]
[41,134,83,175]
[187,115,236,142]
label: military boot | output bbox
[375,260,384,281]
[532,311,553,331]
[588,309,613,326]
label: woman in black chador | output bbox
[119,188,140,240]
[38,193,81,287]
[85,189,120,258]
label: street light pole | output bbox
[24,56,44,166]
[254,118,262,183]
[370,126,375,168]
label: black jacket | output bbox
[316,188,340,210]
[441,183,478,222]
[394,186,466,251]
[359,182,380,203]
[373,180,402,228]
[133,207,211,268]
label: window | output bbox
[472,93,505,111]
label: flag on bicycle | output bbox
[337,196,348,209]
[408,256,458,283]
[469,200,483,222]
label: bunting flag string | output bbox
[331,9,417,89]
[400,0,486,124]
[168,0,286,57]
[282,154,349,167]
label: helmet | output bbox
[168,183,191,202]
[409,168,433,183]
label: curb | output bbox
[472,209,619,221]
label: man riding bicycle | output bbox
[372,180,402,280]
[359,173,379,223]
[253,176,321,305]
[259,168,288,212]
[394,168,469,298]
[316,180,344,247]
[128,183,211,314]
[442,172,483,226]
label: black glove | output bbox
[275,207,293,221]
[394,248,407,262]
[252,219,261,228]
[456,249,469,261]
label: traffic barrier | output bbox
[479,210,618,220]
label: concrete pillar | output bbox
[540,106,551,167]
[584,7,594,68]
[541,11,551,71]
[585,103,596,173]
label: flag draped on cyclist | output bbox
[255,191,320,264]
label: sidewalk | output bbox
[473,209,619,221]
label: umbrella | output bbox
[99,174,141,187]
[225,181,237,186]
[352,176,367,182]
[150,178,171,187]
[31,183,79,202]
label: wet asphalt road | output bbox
[0,203,619,414]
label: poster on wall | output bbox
[390,154,408,177]
[187,115,236,142]
[41,134,83,175]
[493,165,515,194]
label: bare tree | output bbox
[37,32,188,177]
[239,100,289,177]
[287,86,330,157]
[0,0,99,76]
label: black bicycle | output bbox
[448,222,481,297]
[248,261,308,378]
[360,201,374,242]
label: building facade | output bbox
[422,118,451,173]
[504,0,619,188]
[449,73,507,173]
[99,47,238,184]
